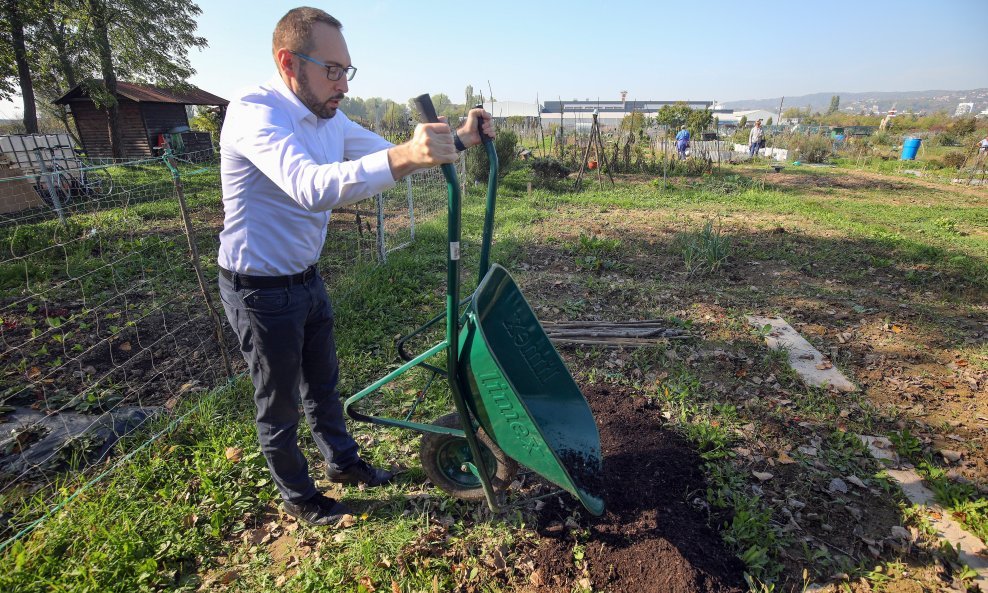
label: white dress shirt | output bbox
[218,74,396,276]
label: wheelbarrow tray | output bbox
[458,264,605,515]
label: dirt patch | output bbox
[762,171,912,192]
[524,384,745,593]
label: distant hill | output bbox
[721,89,988,115]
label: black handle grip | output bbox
[412,94,440,124]
[473,103,494,144]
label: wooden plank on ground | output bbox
[858,435,988,590]
[747,315,857,392]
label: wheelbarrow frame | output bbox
[343,96,603,516]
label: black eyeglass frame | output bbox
[289,50,357,81]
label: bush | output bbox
[530,158,571,187]
[682,155,712,177]
[466,129,518,183]
[941,151,968,169]
[790,134,833,163]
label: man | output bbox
[675,125,690,160]
[979,134,988,158]
[748,119,764,158]
[217,7,493,526]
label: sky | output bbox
[1,0,986,119]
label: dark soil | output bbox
[525,384,745,593]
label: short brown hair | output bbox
[272,7,342,56]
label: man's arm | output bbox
[387,107,494,179]
[454,107,495,148]
[387,122,459,180]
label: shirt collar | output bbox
[268,73,318,125]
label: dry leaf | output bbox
[275,575,287,588]
[391,581,400,593]
[225,447,243,463]
[752,471,774,481]
[530,569,544,587]
[358,576,376,592]
[891,325,903,333]
[218,570,239,585]
[26,366,40,379]
[955,359,968,367]
[118,341,131,352]
[337,514,357,528]
[816,361,833,370]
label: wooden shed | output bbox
[53,81,228,159]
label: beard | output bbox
[297,68,344,119]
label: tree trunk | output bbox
[42,14,82,146]
[88,0,122,158]
[5,0,38,133]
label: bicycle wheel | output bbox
[34,170,73,209]
[82,167,113,197]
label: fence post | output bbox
[375,192,386,262]
[405,177,415,241]
[163,152,234,378]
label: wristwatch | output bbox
[453,132,467,152]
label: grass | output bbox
[1,159,986,592]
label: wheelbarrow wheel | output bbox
[420,412,519,501]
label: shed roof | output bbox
[53,81,228,106]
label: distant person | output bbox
[748,119,764,158]
[979,134,988,158]
[675,125,690,159]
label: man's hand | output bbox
[455,107,495,148]
[387,121,457,180]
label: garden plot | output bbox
[2,163,985,593]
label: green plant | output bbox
[529,157,571,187]
[790,134,834,163]
[466,129,518,183]
[675,219,731,276]
[940,151,967,169]
[888,429,922,461]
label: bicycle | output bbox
[31,145,114,208]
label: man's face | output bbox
[293,23,351,119]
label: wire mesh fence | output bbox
[0,138,458,550]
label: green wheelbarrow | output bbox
[344,95,604,516]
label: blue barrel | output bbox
[901,138,921,160]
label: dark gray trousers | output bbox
[218,272,359,503]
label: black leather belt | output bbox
[220,265,317,289]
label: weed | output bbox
[675,219,731,276]
[888,429,923,461]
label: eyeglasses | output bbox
[289,50,357,81]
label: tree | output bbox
[78,0,207,157]
[189,105,221,144]
[383,102,408,128]
[827,95,840,115]
[1,0,38,132]
[738,115,747,129]
[765,117,773,126]
[619,111,647,134]
[0,11,16,102]
[30,4,90,144]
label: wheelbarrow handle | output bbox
[412,93,441,124]
[473,103,494,145]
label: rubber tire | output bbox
[420,412,519,501]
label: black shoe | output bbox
[282,493,352,526]
[327,458,394,487]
